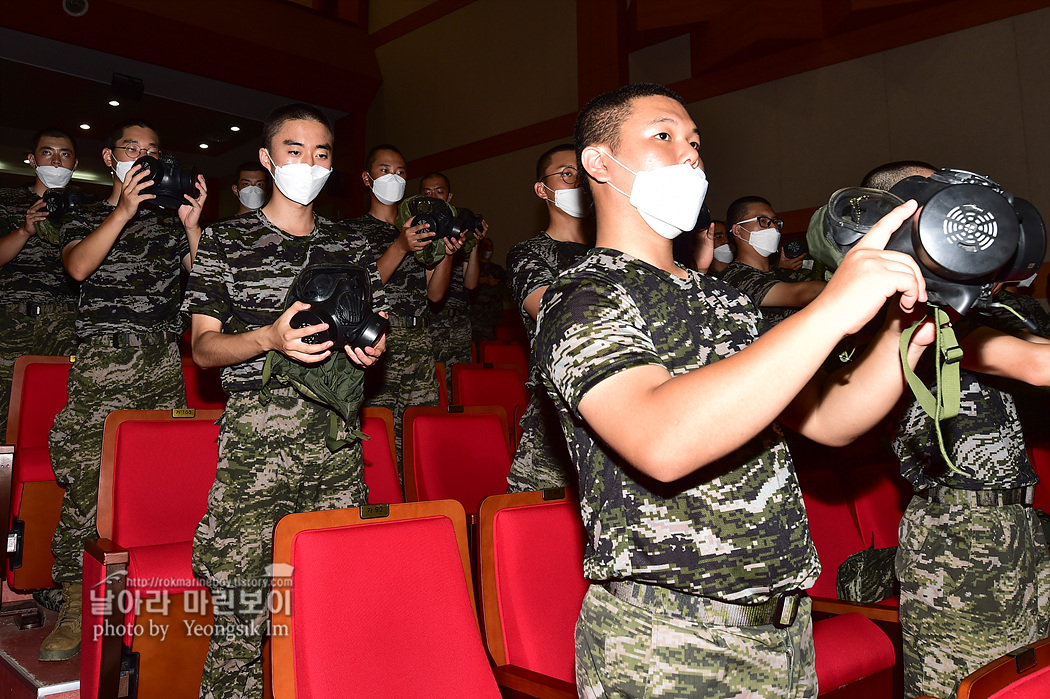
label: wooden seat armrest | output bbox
[0,446,13,577]
[85,538,130,566]
[810,595,899,624]
[493,664,577,699]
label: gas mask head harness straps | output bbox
[823,169,1047,473]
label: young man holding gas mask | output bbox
[185,102,386,699]
[0,128,82,436]
[419,171,487,388]
[536,83,933,697]
[342,145,460,459]
[42,119,207,662]
[505,143,593,493]
[720,196,826,333]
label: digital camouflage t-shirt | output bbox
[60,201,188,339]
[720,260,812,332]
[182,210,386,393]
[537,247,819,602]
[339,214,427,319]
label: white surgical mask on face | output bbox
[713,244,734,263]
[371,173,406,205]
[36,165,74,189]
[542,183,589,219]
[482,250,493,259]
[112,159,136,183]
[237,185,266,210]
[742,226,781,257]
[266,150,331,206]
[599,149,708,240]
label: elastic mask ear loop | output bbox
[899,306,964,474]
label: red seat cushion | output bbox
[988,663,1050,698]
[813,613,896,692]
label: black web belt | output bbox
[919,485,1035,507]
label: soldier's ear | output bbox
[581,146,611,185]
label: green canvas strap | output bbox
[899,306,965,474]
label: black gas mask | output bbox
[399,195,483,240]
[823,169,1046,315]
[42,186,88,224]
[288,265,387,351]
[133,155,201,210]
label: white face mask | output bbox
[371,173,406,205]
[266,150,331,206]
[237,185,266,210]
[112,159,136,183]
[600,149,708,239]
[741,226,781,257]
[542,183,589,218]
[36,165,74,189]
[482,250,493,259]
[713,244,734,264]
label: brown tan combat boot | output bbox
[39,582,81,661]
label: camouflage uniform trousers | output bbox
[896,495,1050,699]
[0,303,77,438]
[192,386,368,699]
[576,584,817,699]
[363,324,439,464]
[49,340,185,583]
[430,313,473,403]
[507,391,576,493]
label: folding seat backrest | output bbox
[181,356,228,411]
[403,406,511,519]
[843,459,912,549]
[96,409,222,547]
[3,355,72,591]
[478,490,587,686]
[451,363,528,446]
[361,407,403,504]
[1028,442,1050,512]
[436,361,449,409]
[796,468,867,599]
[477,341,529,381]
[270,500,501,698]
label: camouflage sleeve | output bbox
[507,241,553,310]
[366,261,389,314]
[59,203,100,248]
[176,220,191,260]
[538,277,662,416]
[182,226,232,323]
[720,264,781,306]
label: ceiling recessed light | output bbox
[108,100,120,106]
[79,123,91,130]
[229,126,240,132]
[199,143,209,149]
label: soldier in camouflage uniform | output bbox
[342,145,458,459]
[420,172,485,394]
[43,119,207,661]
[720,197,826,334]
[470,237,510,345]
[505,144,592,493]
[0,129,82,436]
[185,105,386,699]
[537,84,931,698]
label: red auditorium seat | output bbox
[270,500,512,698]
[451,363,528,448]
[2,355,72,598]
[1027,443,1050,512]
[843,459,912,549]
[435,361,448,409]
[82,409,222,699]
[946,636,1050,699]
[361,407,403,504]
[476,489,583,698]
[477,340,529,381]
[402,406,511,522]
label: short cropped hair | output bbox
[860,160,936,191]
[30,128,77,156]
[535,144,575,182]
[106,119,157,151]
[236,161,268,181]
[420,171,451,190]
[727,196,772,228]
[365,143,404,171]
[263,103,333,152]
[574,83,685,192]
